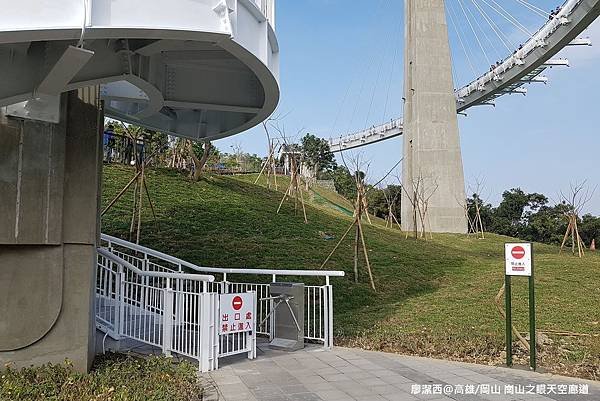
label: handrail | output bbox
[101,234,346,278]
[97,247,215,282]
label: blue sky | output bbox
[216,1,600,214]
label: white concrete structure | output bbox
[0,0,280,141]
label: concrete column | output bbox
[401,0,467,234]
[0,88,102,372]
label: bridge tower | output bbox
[402,0,467,234]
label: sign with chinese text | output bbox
[219,293,255,335]
[505,243,532,277]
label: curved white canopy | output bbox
[0,0,280,141]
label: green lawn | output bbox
[101,165,600,380]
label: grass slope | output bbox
[102,165,600,380]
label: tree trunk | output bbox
[189,141,212,181]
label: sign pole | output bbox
[504,242,535,370]
[505,274,512,367]
[529,249,536,371]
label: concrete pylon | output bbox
[401,0,467,234]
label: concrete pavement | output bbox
[206,343,599,401]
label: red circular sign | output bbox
[511,246,526,260]
[232,296,243,311]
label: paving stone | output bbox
[321,373,350,382]
[308,382,337,391]
[280,384,311,394]
[370,384,402,395]
[357,376,387,386]
[315,389,355,401]
[288,393,324,401]
[381,391,419,401]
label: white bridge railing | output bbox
[96,234,344,371]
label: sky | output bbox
[216,0,600,214]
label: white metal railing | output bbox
[96,248,221,372]
[97,234,344,368]
[329,118,403,149]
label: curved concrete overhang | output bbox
[0,0,280,141]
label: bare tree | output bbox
[455,195,476,237]
[254,121,280,191]
[467,176,487,239]
[320,152,375,290]
[271,121,308,224]
[401,171,438,240]
[383,185,402,230]
[558,181,596,257]
[321,155,402,291]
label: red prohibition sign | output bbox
[232,296,243,311]
[511,246,526,260]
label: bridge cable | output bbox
[445,4,461,88]
[478,0,534,37]
[457,0,494,67]
[328,0,387,139]
[471,0,516,52]
[463,0,504,62]
[363,14,400,131]
[382,19,402,122]
[447,0,479,82]
[512,0,550,19]
[344,0,393,136]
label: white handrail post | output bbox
[163,277,173,357]
[222,273,229,294]
[269,274,276,340]
[249,290,257,359]
[327,284,334,349]
[198,292,211,373]
[116,263,125,339]
[142,256,149,310]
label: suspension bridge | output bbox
[326,0,600,234]
[329,0,599,153]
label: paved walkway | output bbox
[206,343,599,401]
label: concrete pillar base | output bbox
[0,88,102,372]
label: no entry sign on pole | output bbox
[219,293,255,335]
[505,243,532,276]
[503,242,536,371]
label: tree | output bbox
[323,165,359,200]
[490,188,548,237]
[558,181,595,257]
[579,214,600,249]
[188,141,212,181]
[300,133,336,180]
